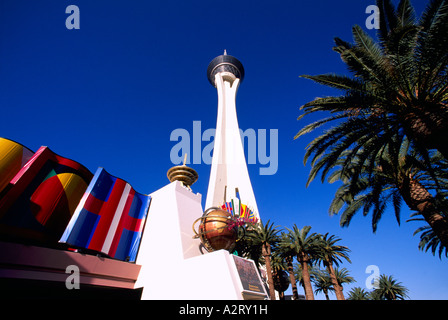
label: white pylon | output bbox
[205,53,260,221]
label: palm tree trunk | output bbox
[298,252,314,300]
[326,262,345,300]
[404,108,448,160]
[400,174,448,249]
[262,244,276,300]
[286,256,299,300]
[324,289,330,300]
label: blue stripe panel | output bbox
[66,208,100,248]
[114,229,141,262]
[90,169,116,202]
[129,192,148,219]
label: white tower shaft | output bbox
[205,56,260,221]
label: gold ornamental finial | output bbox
[166,154,198,189]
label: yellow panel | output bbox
[57,173,89,215]
[0,139,26,193]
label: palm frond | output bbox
[299,74,365,92]
[397,0,416,27]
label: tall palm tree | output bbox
[297,0,448,158]
[284,225,320,300]
[278,232,300,300]
[316,233,352,300]
[246,220,280,300]
[293,262,315,299]
[373,274,409,300]
[295,0,448,249]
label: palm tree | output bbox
[246,220,280,300]
[278,232,300,300]
[373,274,409,300]
[310,268,334,300]
[333,267,355,294]
[293,262,315,299]
[234,225,264,266]
[327,138,448,250]
[347,287,370,300]
[347,275,407,300]
[295,0,448,249]
[270,253,290,299]
[284,225,320,300]
[316,233,351,300]
[297,0,448,158]
[410,215,448,258]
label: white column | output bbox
[205,72,260,220]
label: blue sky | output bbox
[1,0,446,300]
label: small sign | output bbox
[232,255,267,299]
